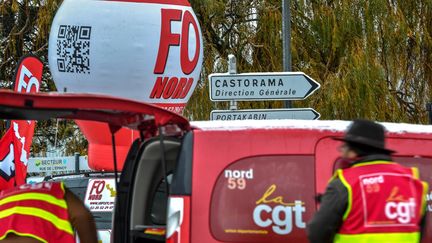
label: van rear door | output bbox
[0,90,190,132]
[114,133,185,243]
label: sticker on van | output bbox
[253,184,306,234]
[84,178,116,212]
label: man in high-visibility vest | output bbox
[0,181,98,243]
[307,119,428,243]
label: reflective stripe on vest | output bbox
[0,206,73,234]
[334,232,420,243]
[0,182,74,242]
[0,192,68,208]
[333,161,428,243]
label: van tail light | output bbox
[166,196,190,243]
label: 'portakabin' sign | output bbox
[211,108,320,121]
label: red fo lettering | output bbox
[17,65,40,93]
[89,180,106,195]
[150,77,193,99]
[154,8,200,75]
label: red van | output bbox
[1,90,431,243]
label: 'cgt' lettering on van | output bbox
[253,184,306,235]
[253,201,306,235]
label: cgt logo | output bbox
[385,199,416,224]
[150,8,201,100]
[19,182,52,190]
[253,185,306,235]
[384,187,416,224]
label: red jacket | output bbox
[335,161,427,242]
[307,155,428,243]
[0,182,75,243]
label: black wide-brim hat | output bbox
[333,119,395,154]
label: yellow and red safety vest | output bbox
[334,161,428,243]
[0,182,75,243]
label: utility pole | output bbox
[282,0,292,108]
[228,54,238,110]
[74,152,80,173]
[427,103,432,124]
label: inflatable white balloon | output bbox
[47,0,203,171]
[48,0,203,113]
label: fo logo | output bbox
[150,8,201,100]
[16,65,40,93]
[154,9,200,75]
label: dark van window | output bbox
[150,179,168,225]
[150,174,173,225]
[210,155,315,242]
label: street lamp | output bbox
[282,0,292,108]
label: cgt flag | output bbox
[0,55,43,189]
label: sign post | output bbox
[282,0,292,108]
[228,55,238,110]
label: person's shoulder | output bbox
[327,177,347,193]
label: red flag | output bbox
[0,129,20,190]
[0,55,43,188]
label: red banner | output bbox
[0,129,20,189]
[0,55,43,189]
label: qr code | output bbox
[56,25,91,74]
